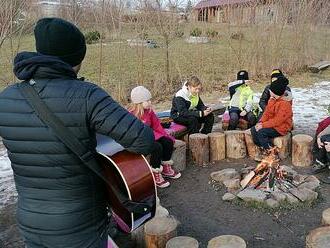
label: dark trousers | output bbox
[251,126,281,149]
[174,113,214,134]
[150,137,174,168]
[228,109,256,130]
[314,134,330,163]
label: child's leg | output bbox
[250,126,261,147]
[149,141,170,188]
[256,128,281,149]
[246,111,257,128]
[174,116,201,134]
[157,137,174,161]
[200,113,214,134]
[228,112,239,130]
[158,137,181,179]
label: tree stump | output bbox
[225,131,246,159]
[189,133,209,166]
[132,225,146,248]
[322,208,330,226]
[273,133,291,159]
[144,216,178,248]
[207,235,246,248]
[208,132,226,162]
[166,236,199,248]
[292,134,313,167]
[244,129,258,159]
[172,140,186,171]
[306,226,330,248]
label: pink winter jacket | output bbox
[132,109,175,142]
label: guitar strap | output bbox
[18,80,153,215]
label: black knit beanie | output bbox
[34,18,86,67]
[269,76,289,96]
[271,69,283,81]
[237,70,249,80]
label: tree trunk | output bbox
[208,132,226,162]
[322,208,330,226]
[189,133,209,166]
[244,129,258,159]
[144,217,177,248]
[273,133,291,159]
[166,236,199,248]
[225,131,246,159]
[172,139,187,171]
[292,134,313,167]
[207,235,246,248]
[306,226,330,248]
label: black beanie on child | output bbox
[269,76,289,96]
[237,70,249,80]
[34,18,86,67]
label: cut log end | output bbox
[166,236,199,248]
[207,235,246,248]
[306,226,330,248]
[322,208,330,226]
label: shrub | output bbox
[190,27,202,37]
[85,30,101,44]
[175,29,185,38]
[206,29,218,38]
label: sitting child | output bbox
[171,76,214,134]
[227,70,257,130]
[129,86,181,188]
[259,69,291,116]
[311,109,330,182]
[251,76,293,156]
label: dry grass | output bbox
[0,21,329,107]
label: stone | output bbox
[306,226,330,248]
[222,193,237,201]
[289,187,318,202]
[271,192,287,202]
[266,198,280,208]
[240,166,255,175]
[223,178,241,190]
[237,189,267,203]
[305,175,320,184]
[210,169,240,183]
[285,193,299,204]
[281,165,298,176]
[293,174,308,185]
[298,181,320,191]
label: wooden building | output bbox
[192,0,279,24]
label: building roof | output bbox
[194,0,255,9]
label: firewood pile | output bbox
[210,148,320,207]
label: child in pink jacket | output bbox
[128,86,181,188]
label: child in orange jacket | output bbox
[251,76,293,151]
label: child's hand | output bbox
[240,110,247,116]
[317,137,324,148]
[255,123,263,131]
[325,142,330,152]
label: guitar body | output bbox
[96,134,157,233]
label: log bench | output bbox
[292,134,313,167]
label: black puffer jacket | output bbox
[0,52,154,242]
[259,84,291,111]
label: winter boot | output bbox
[161,160,181,179]
[152,166,170,188]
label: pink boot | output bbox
[153,166,170,188]
[161,160,181,179]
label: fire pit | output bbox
[210,148,320,207]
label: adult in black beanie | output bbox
[269,76,289,96]
[34,17,86,67]
[0,18,155,248]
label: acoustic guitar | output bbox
[96,134,157,233]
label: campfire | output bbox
[210,148,320,207]
[240,148,298,198]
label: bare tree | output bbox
[145,0,185,84]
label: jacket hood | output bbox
[13,51,77,80]
[281,90,293,102]
[175,81,191,102]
